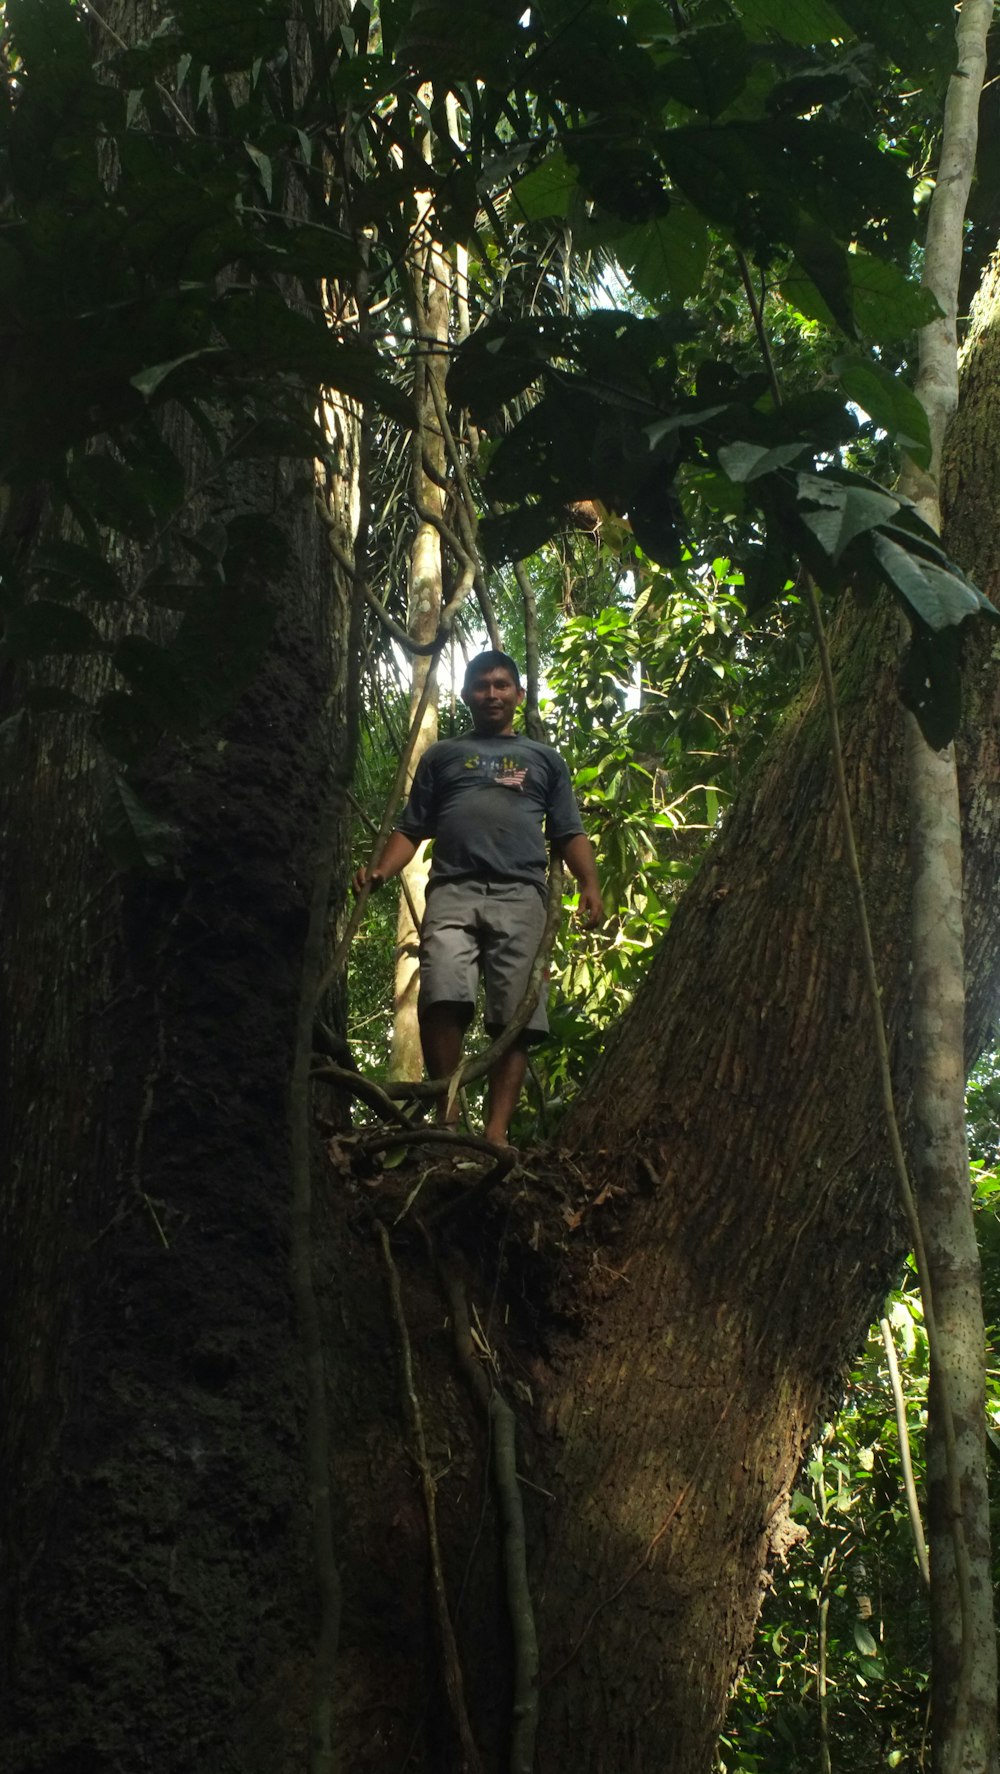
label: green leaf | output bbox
[834,354,932,467]
[245,144,273,203]
[718,441,809,482]
[94,689,162,765]
[6,600,104,657]
[657,23,751,119]
[0,708,27,779]
[873,534,991,631]
[616,207,710,306]
[33,541,127,603]
[645,405,727,451]
[856,1654,885,1683]
[783,255,944,343]
[68,453,155,540]
[171,583,276,721]
[113,634,201,736]
[511,150,577,221]
[26,685,88,713]
[853,1621,878,1657]
[130,348,225,399]
[98,764,182,873]
[479,502,560,564]
[738,0,850,45]
[170,0,285,72]
[900,623,963,750]
[851,259,943,342]
[218,293,412,422]
[797,477,901,561]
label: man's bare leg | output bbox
[483,1045,528,1146]
[419,1003,466,1125]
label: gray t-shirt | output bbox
[396,733,585,892]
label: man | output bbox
[355,650,602,1144]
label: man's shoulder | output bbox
[421,733,569,772]
[518,736,570,771]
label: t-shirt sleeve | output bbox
[544,753,586,842]
[396,751,438,841]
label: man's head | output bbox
[461,650,525,735]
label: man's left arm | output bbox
[557,832,603,928]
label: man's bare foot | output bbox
[483,1128,516,1149]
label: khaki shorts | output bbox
[418,880,549,1037]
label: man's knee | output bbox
[419,998,474,1032]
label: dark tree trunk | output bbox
[5,40,1000,1774]
[0,457,354,1772]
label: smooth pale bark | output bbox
[389,154,449,1082]
[896,8,996,1767]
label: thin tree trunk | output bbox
[895,6,996,1768]
[389,131,449,1081]
[880,1313,931,1586]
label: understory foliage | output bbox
[4,0,1000,1764]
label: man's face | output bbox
[462,666,525,735]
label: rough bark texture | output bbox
[0,474,351,1772]
[6,39,1000,1774]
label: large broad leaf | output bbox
[797,479,901,561]
[32,541,127,603]
[511,150,578,222]
[0,709,27,780]
[171,0,285,72]
[113,635,202,736]
[130,349,225,400]
[660,119,912,260]
[6,0,92,80]
[900,622,963,751]
[218,293,412,422]
[834,353,932,466]
[478,503,561,564]
[615,207,711,306]
[873,533,996,631]
[449,321,558,423]
[657,23,751,119]
[738,0,851,45]
[6,600,104,657]
[67,453,156,540]
[782,254,943,343]
[94,689,162,765]
[834,0,947,76]
[98,764,182,873]
[395,0,528,84]
[719,441,810,482]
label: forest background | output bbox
[3,1,1000,1772]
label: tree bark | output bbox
[7,28,1000,1774]
[389,147,449,1082]
[893,5,996,1766]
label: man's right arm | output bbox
[352,829,420,897]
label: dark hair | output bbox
[462,649,522,689]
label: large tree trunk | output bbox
[0,501,353,1774]
[6,62,1000,1774]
